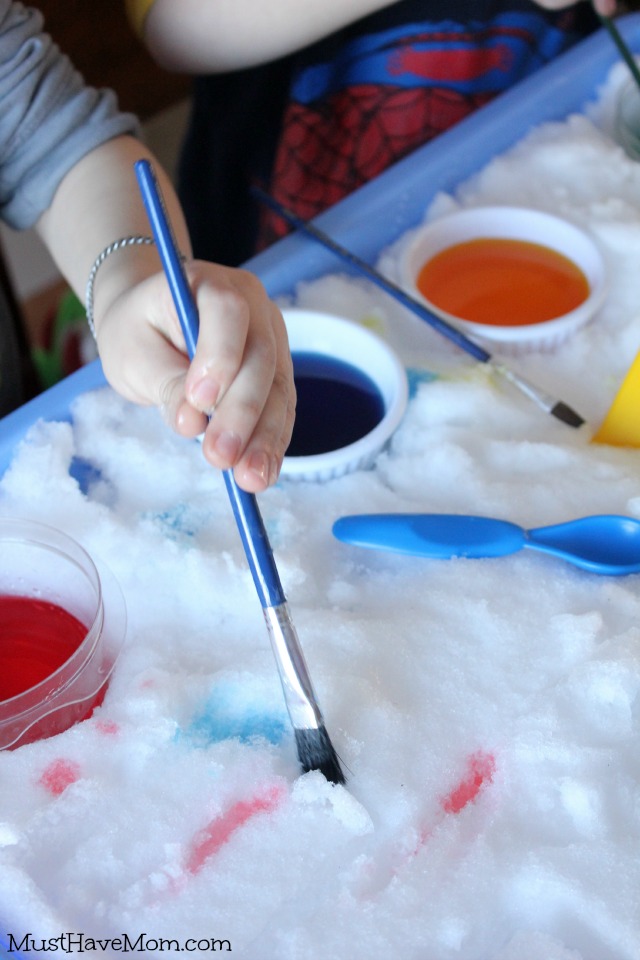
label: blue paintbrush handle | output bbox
[135,159,286,609]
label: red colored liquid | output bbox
[0,595,87,701]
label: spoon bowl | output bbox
[526,515,640,572]
[332,513,640,576]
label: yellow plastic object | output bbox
[124,0,156,34]
[592,350,640,447]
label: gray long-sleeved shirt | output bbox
[0,1,138,229]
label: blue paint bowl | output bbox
[281,309,408,482]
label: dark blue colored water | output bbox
[288,352,385,457]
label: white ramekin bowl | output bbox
[281,309,408,482]
[400,206,608,355]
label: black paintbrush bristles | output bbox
[550,401,586,429]
[295,727,346,784]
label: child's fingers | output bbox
[201,336,295,489]
[199,300,294,486]
[231,368,297,492]
[99,315,209,436]
[184,266,268,416]
[94,263,295,490]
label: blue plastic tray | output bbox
[1,14,639,477]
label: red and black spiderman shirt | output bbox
[259,0,598,247]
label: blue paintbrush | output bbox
[135,159,344,784]
[253,188,586,430]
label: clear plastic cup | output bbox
[0,518,126,749]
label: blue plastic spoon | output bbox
[332,513,640,575]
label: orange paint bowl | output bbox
[400,206,608,354]
[0,518,126,749]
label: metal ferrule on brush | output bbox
[263,602,324,731]
[491,363,555,412]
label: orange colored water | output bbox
[417,237,589,327]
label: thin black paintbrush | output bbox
[136,160,345,784]
[599,14,640,92]
[254,189,586,430]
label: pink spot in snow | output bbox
[441,750,496,814]
[39,758,81,796]
[95,719,119,736]
[185,785,285,876]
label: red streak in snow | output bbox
[355,750,498,897]
[413,751,496,852]
[185,785,285,875]
[441,750,496,814]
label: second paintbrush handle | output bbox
[254,188,585,429]
[254,186,490,363]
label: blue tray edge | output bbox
[0,360,107,478]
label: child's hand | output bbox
[95,260,295,493]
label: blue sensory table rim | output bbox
[0,14,638,479]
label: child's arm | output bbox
[130,0,398,72]
[132,0,616,74]
[36,135,295,493]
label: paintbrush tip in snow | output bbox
[295,727,346,784]
[550,401,585,429]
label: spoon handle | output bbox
[332,514,526,559]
